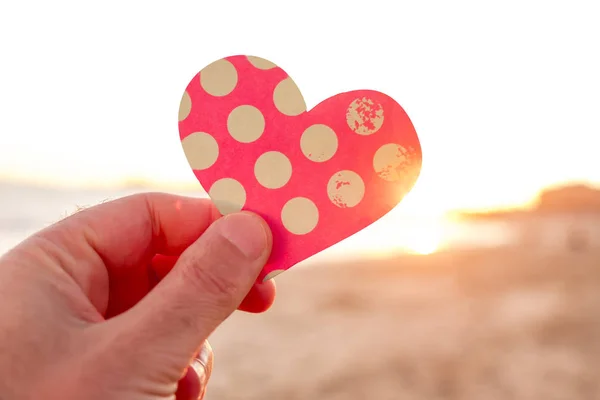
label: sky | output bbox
[0,0,599,216]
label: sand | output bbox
[204,246,600,399]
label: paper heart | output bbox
[178,55,422,282]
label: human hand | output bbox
[0,193,274,399]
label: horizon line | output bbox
[2,175,599,216]
[0,175,205,193]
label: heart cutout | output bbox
[178,55,422,282]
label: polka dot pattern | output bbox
[346,97,384,135]
[209,178,246,215]
[281,197,319,235]
[273,77,306,116]
[178,91,192,122]
[227,105,265,143]
[181,132,219,170]
[300,124,338,162]
[178,55,422,283]
[254,151,292,189]
[373,143,411,182]
[247,56,277,70]
[200,59,238,96]
[327,170,365,208]
[263,269,285,282]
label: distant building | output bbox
[458,184,600,253]
[515,213,600,253]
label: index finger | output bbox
[16,193,220,312]
[53,192,220,267]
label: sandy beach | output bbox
[206,247,600,400]
[2,183,599,399]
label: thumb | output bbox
[116,211,271,365]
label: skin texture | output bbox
[0,193,276,400]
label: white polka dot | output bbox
[178,91,192,122]
[273,77,306,116]
[263,269,285,282]
[208,178,246,215]
[181,132,219,170]
[254,151,292,189]
[300,124,338,162]
[346,97,384,135]
[200,59,238,97]
[247,56,277,70]
[227,105,265,143]
[281,197,319,235]
[373,143,410,182]
[327,170,365,208]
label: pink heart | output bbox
[178,55,422,282]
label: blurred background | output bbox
[1,1,600,399]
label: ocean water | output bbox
[0,182,516,260]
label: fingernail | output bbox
[191,342,213,392]
[191,359,208,390]
[219,213,268,260]
[198,341,213,377]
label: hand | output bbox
[0,193,274,399]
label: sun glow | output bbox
[404,234,441,255]
[400,221,444,255]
